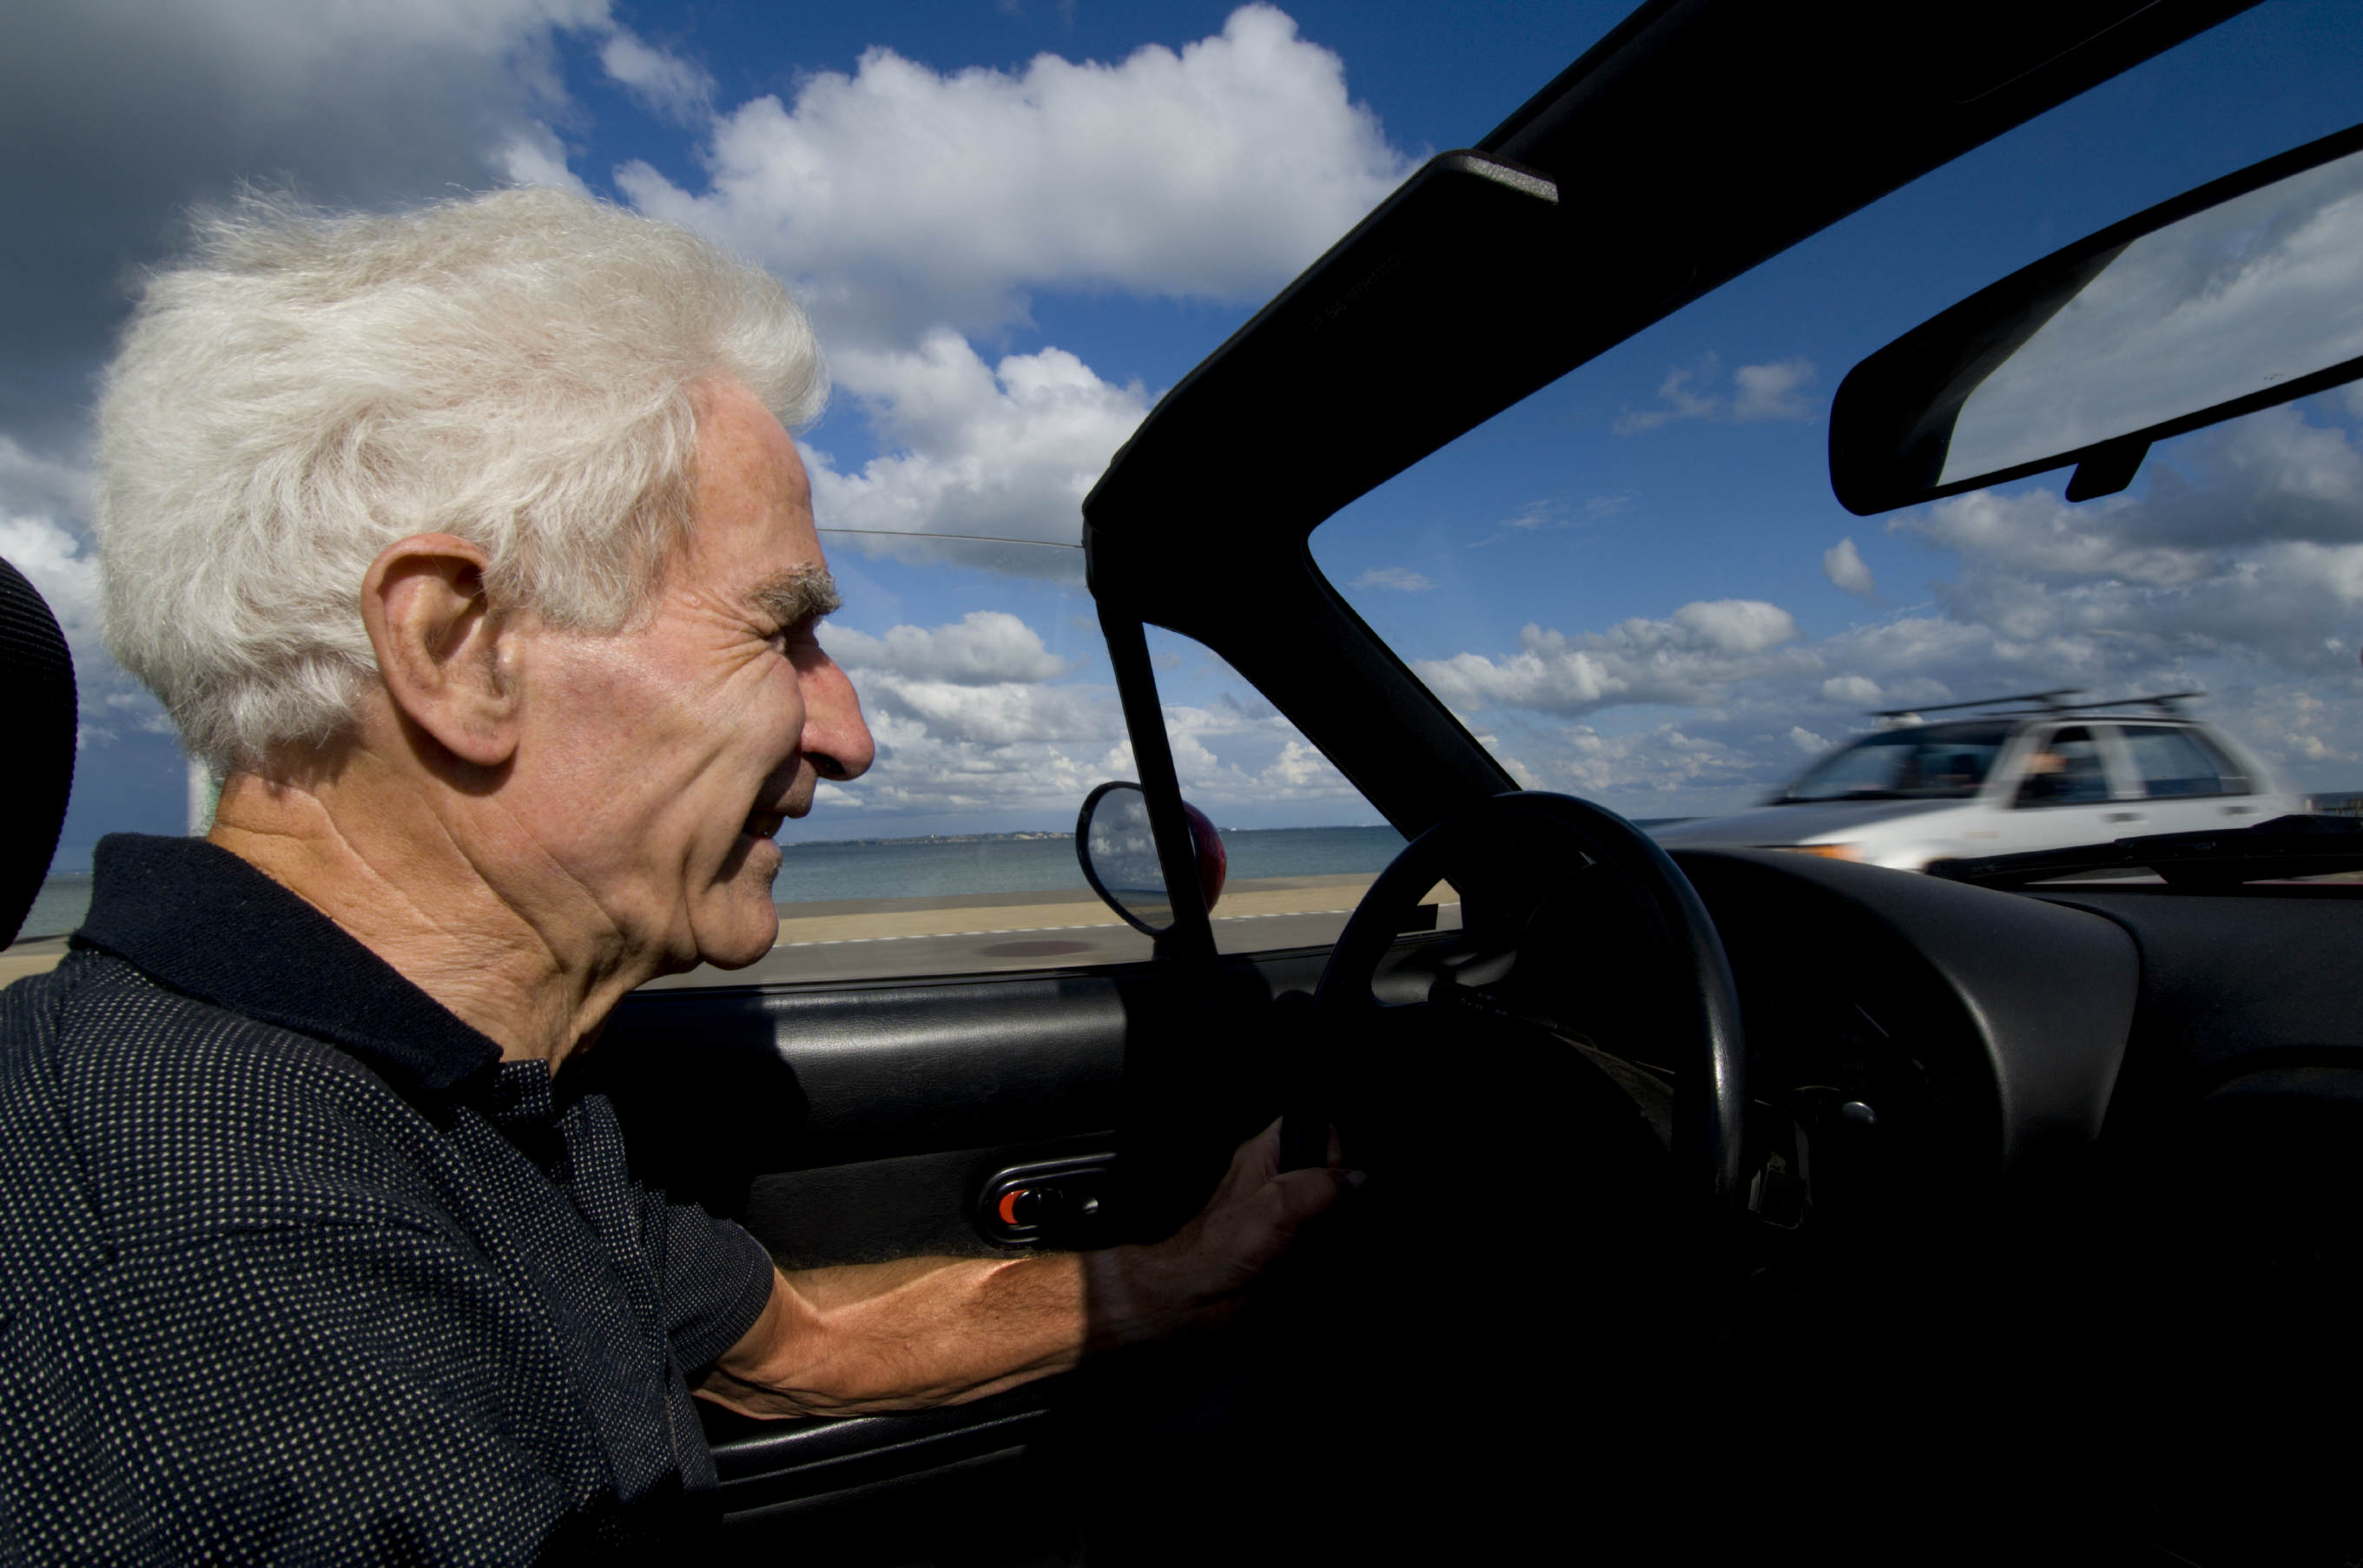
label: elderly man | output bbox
[0,188,1350,1558]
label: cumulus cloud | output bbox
[0,512,98,656]
[1532,722,1761,799]
[0,506,180,753]
[1613,353,1818,434]
[1823,537,1876,596]
[597,29,714,123]
[828,610,1074,684]
[809,333,1151,555]
[1160,699,1368,807]
[1416,599,1812,716]
[617,4,1409,344]
[1353,567,1436,591]
[0,436,92,530]
[1732,358,1817,422]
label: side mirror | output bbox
[1831,124,2363,513]
[1074,781,1227,939]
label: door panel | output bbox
[596,934,1459,1546]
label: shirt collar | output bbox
[75,833,504,1103]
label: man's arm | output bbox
[696,1120,1354,1419]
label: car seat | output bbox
[0,557,76,948]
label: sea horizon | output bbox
[18,823,1412,942]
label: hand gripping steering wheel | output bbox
[1284,792,1749,1214]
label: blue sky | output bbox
[7,0,2363,860]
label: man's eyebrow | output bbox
[750,566,842,628]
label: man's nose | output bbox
[799,655,875,782]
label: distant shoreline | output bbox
[777,823,1389,849]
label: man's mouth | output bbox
[743,810,786,840]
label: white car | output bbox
[1650,696,2300,873]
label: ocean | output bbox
[16,826,1412,941]
[772,824,1409,903]
[19,874,92,944]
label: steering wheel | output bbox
[1284,791,1749,1214]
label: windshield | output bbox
[1779,723,2015,803]
[1308,14,2362,825]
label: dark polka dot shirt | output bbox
[0,835,778,1562]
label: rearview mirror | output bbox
[1074,781,1227,939]
[1832,123,2363,513]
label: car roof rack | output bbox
[1871,688,2205,722]
[1870,689,2082,721]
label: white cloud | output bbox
[1416,599,1812,716]
[1823,536,1875,596]
[864,680,1113,747]
[808,332,1151,554]
[493,122,593,194]
[828,609,1074,684]
[617,4,1409,345]
[1535,722,1759,799]
[1614,353,1818,434]
[0,513,98,656]
[0,507,179,750]
[812,609,1119,820]
[0,437,93,530]
[1893,487,2213,585]
[1612,359,1720,435]
[607,10,1416,572]
[597,29,713,122]
[1353,567,1436,591]
[1733,357,1817,422]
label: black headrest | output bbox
[0,557,76,949]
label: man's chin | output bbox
[693,839,782,969]
[696,905,782,971]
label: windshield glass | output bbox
[1307,14,2363,826]
[1779,722,2014,802]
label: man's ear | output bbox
[360,535,521,769]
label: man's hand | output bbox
[1083,1118,1359,1350]
[696,1120,1357,1420]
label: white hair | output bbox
[96,186,826,768]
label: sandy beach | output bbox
[1,873,1455,990]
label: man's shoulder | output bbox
[7,945,389,1106]
[0,949,465,1249]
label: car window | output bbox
[2121,724,2246,798]
[1139,626,1439,956]
[1779,721,2014,802]
[2014,726,2111,807]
